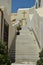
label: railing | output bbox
[28,27,41,49]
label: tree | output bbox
[0,40,11,65]
[36,49,43,65]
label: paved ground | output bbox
[15,27,40,63]
[11,63,35,65]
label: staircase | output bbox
[15,27,40,63]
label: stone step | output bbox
[11,63,36,65]
[16,28,39,63]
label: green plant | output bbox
[0,40,11,65]
[36,49,43,65]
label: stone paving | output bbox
[15,27,40,63]
[11,63,35,65]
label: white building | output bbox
[0,0,11,13]
[35,0,43,8]
[31,7,43,49]
[0,6,11,42]
[0,6,20,63]
[1,0,43,64]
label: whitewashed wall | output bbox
[35,0,39,8]
[8,24,16,50]
[41,0,43,7]
[32,10,43,48]
[35,0,43,8]
[0,0,11,13]
[40,17,43,48]
[32,11,41,48]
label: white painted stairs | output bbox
[15,27,40,63]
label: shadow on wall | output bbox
[9,33,17,63]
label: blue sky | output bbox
[12,0,35,13]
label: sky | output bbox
[12,0,35,13]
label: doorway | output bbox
[3,19,9,48]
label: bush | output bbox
[0,40,11,65]
[36,49,43,65]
